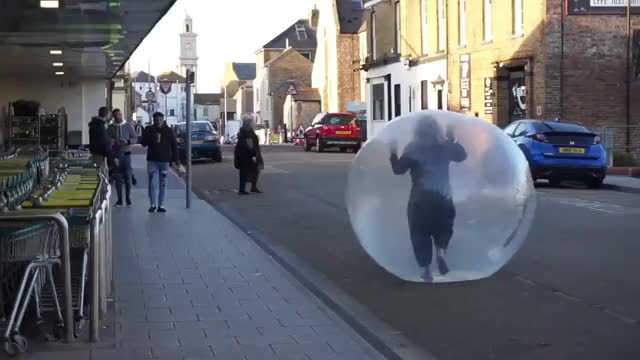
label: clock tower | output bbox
[179,14,198,90]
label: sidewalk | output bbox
[604,175,640,194]
[97,157,381,360]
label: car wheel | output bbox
[304,137,312,152]
[587,178,603,189]
[315,137,325,153]
[212,150,222,163]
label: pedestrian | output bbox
[134,120,143,145]
[141,112,179,213]
[389,117,467,281]
[89,106,112,175]
[107,109,137,207]
[234,115,264,195]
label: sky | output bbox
[129,0,317,93]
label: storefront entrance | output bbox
[509,69,527,122]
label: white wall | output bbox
[365,59,448,139]
[0,77,106,145]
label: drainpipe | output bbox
[560,0,565,119]
[625,0,631,152]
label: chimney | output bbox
[285,38,290,48]
[309,5,319,29]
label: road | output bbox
[191,145,640,360]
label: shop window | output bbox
[394,1,401,54]
[513,0,523,36]
[421,80,429,110]
[394,84,401,117]
[372,83,385,120]
[483,0,493,41]
[421,0,428,54]
[459,0,467,47]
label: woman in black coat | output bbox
[234,118,264,195]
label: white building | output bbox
[194,93,222,125]
[156,71,195,126]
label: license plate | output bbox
[192,140,203,145]
[559,147,585,154]
[336,131,351,135]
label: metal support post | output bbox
[186,70,194,208]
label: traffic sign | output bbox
[145,90,156,102]
[159,81,172,95]
[296,124,305,137]
[286,83,298,96]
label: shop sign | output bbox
[568,0,640,14]
[460,54,471,112]
[484,77,494,115]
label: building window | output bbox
[483,0,493,41]
[421,0,428,55]
[372,83,385,120]
[513,0,523,36]
[459,0,467,47]
[203,107,209,116]
[300,52,311,60]
[394,1,401,54]
[295,24,308,40]
[437,89,444,110]
[394,84,401,117]
[186,24,190,32]
[169,109,175,116]
[437,0,445,52]
[421,80,429,109]
[370,11,377,60]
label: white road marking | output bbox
[541,196,627,214]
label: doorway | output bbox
[509,69,527,122]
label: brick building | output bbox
[262,48,314,134]
[283,88,322,135]
[311,0,364,113]
[446,0,640,154]
[254,19,317,132]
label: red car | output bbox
[304,112,363,152]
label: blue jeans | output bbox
[147,161,169,207]
[115,154,132,203]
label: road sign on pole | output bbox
[286,82,298,96]
[145,90,156,102]
[159,81,172,95]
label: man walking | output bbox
[107,109,137,207]
[89,106,112,174]
[141,112,179,213]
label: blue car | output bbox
[174,121,222,162]
[504,120,607,188]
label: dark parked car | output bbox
[174,121,222,162]
[504,119,607,188]
[304,112,363,153]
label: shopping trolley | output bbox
[0,221,63,356]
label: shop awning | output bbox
[0,0,177,79]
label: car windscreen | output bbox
[533,122,591,133]
[192,122,214,132]
[323,114,356,125]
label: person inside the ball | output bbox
[389,117,467,281]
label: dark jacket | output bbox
[89,116,110,157]
[141,124,178,163]
[234,128,263,170]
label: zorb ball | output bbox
[346,111,536,283]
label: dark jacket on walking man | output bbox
[141,112,179,213]
[234,116,263,195]
[89,106,112,173]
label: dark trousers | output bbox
[114,153,132,203]
[239,168,259,192]
[407,191,456,267]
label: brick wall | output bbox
[269,50,313,132]
[447,0,546,125]
[294,101,322,129]
[337,35,361,112]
